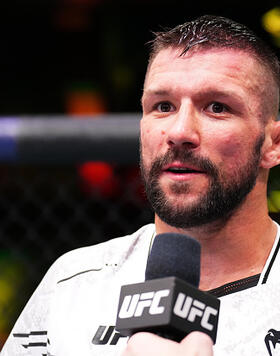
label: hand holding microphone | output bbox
[116,233,220,354]
[122,331,213,356]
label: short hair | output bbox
[148,15,280,92]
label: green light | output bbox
[268,190,280,212]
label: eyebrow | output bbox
[141,89,167,104]
[142,87,245,104]
[194,88,244,102]
[144,89,169,96]
[142,89,171,99]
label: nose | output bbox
[166,103,200,149]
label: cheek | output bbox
[211,133,249,169]
[221,138,243,157]
[140,123,166,161]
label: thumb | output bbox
[180,332,214,356]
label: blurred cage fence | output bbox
[0,114,280,349]
[0,114,155,348]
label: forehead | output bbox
[144,47,264,96]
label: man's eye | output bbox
[156,102,174,112]
[208,102,228,114]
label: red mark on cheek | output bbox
[222,140,243,158]
[161,130,166,135]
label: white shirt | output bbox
[2,222,280,356]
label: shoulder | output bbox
[258,220,280,284]
[48,223,155,283]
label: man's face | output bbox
[140,47,267,229]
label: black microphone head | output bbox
[145,233,201,287]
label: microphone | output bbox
[115,233,220,343]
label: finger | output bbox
[180,332,213,356]
[121,332,179,356]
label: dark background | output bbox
[0,0,279,115]
[0,0,280,349]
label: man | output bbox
[2,15,280,356]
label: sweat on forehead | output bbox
[147,15,280,93]
[143,46,279,123]
[145,16,280,120]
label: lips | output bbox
[163,162,204,174]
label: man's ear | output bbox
[260,119,280,169]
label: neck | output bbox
[154,189,277,291]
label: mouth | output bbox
[161,163,205,180]
[166,167,201,174]
[163,162,204,173]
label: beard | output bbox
[140,134,264,229]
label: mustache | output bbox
[147,148,219,179]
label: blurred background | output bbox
[0,0,280,348]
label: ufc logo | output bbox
[173,293,218,331]
[92,325,126,345]
[118,289,170,318]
